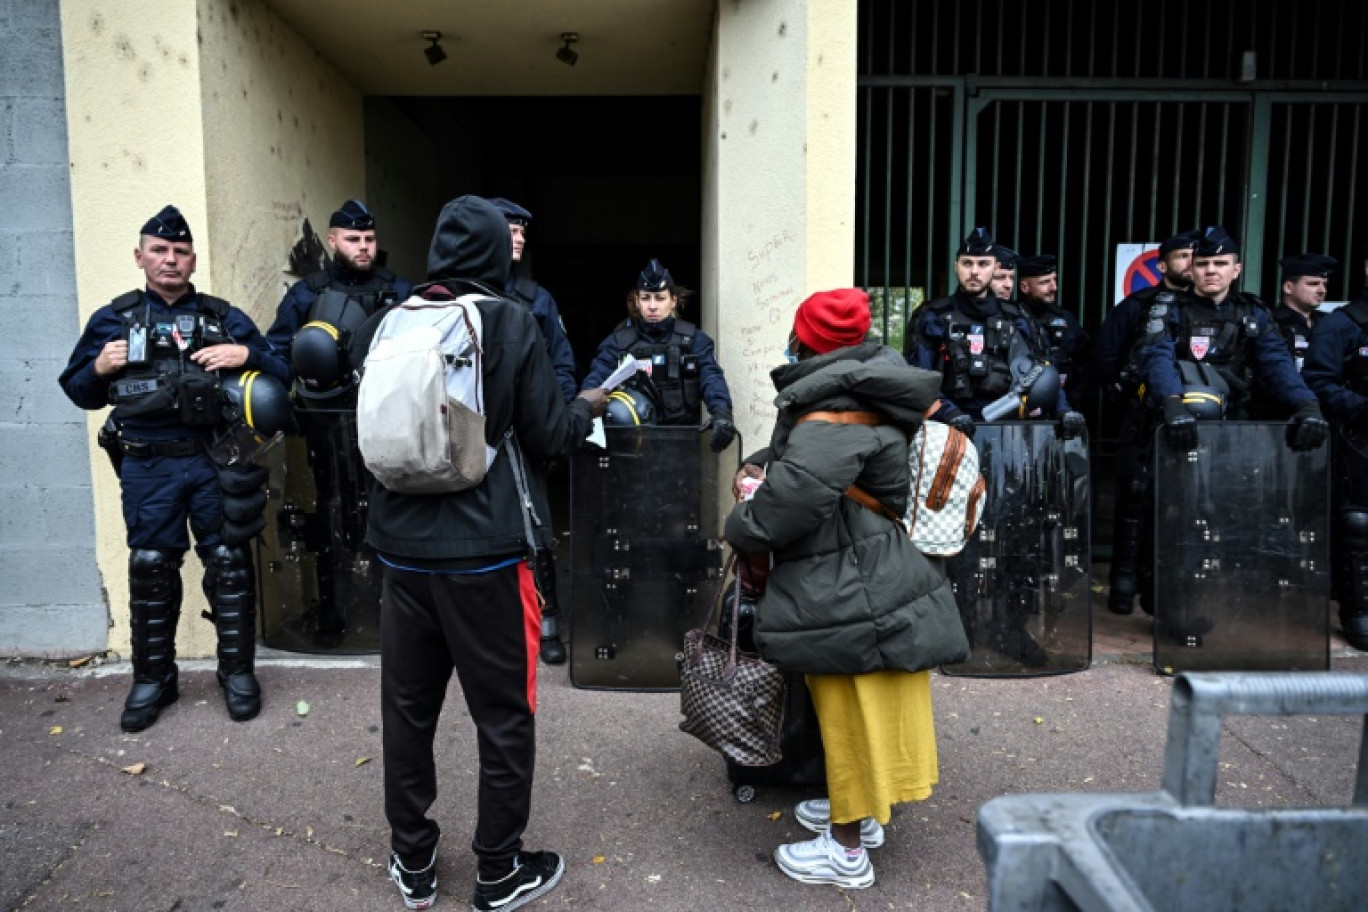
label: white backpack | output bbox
[357,293,496,494]
[905,420,987,557]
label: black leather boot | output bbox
[122,550,183,733]
[204,544,262,722]
[534,548,567,665]
[1108,476,1150,615]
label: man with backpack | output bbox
[367,195,605,912]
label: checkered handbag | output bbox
[677,555,786,767]
[906,420,987,557]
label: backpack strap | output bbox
[794,410,901,522]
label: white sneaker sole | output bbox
[774,851,876,889]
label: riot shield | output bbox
[569,426,725,691]
[257,409,382,654]
[1152,421,1330,673]
[942,421,1092,676]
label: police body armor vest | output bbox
[933,297,1024,401]
[1173,294,1262,403]
[613,318,702,424]
[1029,304,1074,369]
[1336,300,1368,397]
[106,290,234,429]
[295,268,399,403]
[1271,306,1312,372]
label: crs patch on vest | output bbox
[1189,336,1210,359]
[969,326,985,355]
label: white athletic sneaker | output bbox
[774,831,875,888]
[793,799,885,848]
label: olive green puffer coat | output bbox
[724,343,968,675]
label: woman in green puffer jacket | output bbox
[724,288,967,890]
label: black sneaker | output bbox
[389,851,437,910]
[472,851,565,912]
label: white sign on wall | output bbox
[1114,243,1163,304]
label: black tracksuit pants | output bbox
[381,559,541,879]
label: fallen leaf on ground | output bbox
[592,855,606,864]
[296,700,310,717]
[48,726,62,735]
[355,757,371,767]
[767,811,782,821]
[68,656,91,668]
[121,762,146,776]
[1033,717,1044,725]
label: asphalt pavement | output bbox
[2,635,1365,912]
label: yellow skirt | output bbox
[805,669,938,825]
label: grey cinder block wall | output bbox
[0,0,109,656]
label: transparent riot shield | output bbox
[1152,422,1330,673]
[570,426,725,691]
[942,421,1092,676]
[257,409,382,654]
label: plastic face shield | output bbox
[208,420,283,468]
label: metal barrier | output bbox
[978,672,1368,912]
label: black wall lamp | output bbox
[556,32,579,67]
[423,30,447,66]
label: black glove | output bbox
[1287,401,1329,452]
[947,413,976,440]
[709,414,737,453]
[1058,410,1087,440]
[1162,397,1199,451]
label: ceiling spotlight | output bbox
[423,30,447,66]
[556,32,579,67]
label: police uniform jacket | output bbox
[1094,285,1170,395]
[365,197,594,570]
[1024,299,1093,400]
[59,285,290,441]
[581,315,733,421]
[1134,289,1315,407]
[723,344,964,675]
[266,262,414,372]
[1302,294,1368,422]
[905,290,1072,419]
[505,272,577,403]
[1269,304,1318,370]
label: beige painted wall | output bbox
[704,0,858,458]
[60,0,365,659]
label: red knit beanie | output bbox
[792,288,872,354]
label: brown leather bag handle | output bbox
[795,410,903,523]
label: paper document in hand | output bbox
[602,356,650,390]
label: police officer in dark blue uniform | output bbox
[905,229,1084,668]
[1017,254,1093,409]
[1135,226,1328,643]
[59,205,291,731]
[582,259,736,451]
[488,197,579,664]
[265,200,412,646]
[1249,253,1336,421]
[989,245,1019,303]
[1095,228,1201,615]
[904,228,1084,435]
[1301,260,1368,651]
[488,198,577,403]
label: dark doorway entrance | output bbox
[376,95,703,385]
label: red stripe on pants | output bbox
[518,560,541,712]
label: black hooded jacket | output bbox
[365,196,594,569]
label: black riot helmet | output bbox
[604,387,656,426]
[209,369,295,466]
[291,320,348,391]
[1181,385,1225,420]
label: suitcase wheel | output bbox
[733,784,756,803]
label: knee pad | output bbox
[129,549,184,603]
[1338,510,1368,550]
[203,544,255,600]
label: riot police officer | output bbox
[582,259,736,452]
[1301,263,1368,651]
[905,228,1085,670]
[489,197,578,664]
[904,228,1083,434]
[1272,253,1336,369]
[1094,228,1200,615]
[1017,254,1093,408]
[59,205,292,731]
[489,198,577,402]
[1135,226,1329,643]
[989,245,1019,302]
[265,200,413,645]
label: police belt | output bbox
[118,437,205,458]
